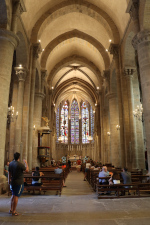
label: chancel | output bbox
[0,0,150,223]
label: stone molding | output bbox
[106,92,117,100]
[32,43,42,59]
[41,69,47,81]
[132,29,150,49]
[12,0,26,15]
[126,0,139,20]
[0,29,19,48]
[14,66,27,82]
[124,67,136,77]
[109,43,119,59]
[35,92,45,100]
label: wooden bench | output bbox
[97,183,150,199]
[23,174,63,196]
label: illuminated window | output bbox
[71,99,79,144]
[82,102,89,143]
[60,102,68,143]
[56,107,59,143]
[90,106,94,140]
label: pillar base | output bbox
[0,175,8,195]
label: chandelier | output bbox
[133,104,143,122]
[7,106,18,124]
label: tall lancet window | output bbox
[90,106,94,139]
[71,99,79,144]
[60,101,68,143]
[56,106,59,143]
[82,102,89,143]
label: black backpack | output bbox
[33,171,40,181]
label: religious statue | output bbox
[42,117,50,127]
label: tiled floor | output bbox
[0,171,150,224]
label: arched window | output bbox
[60,102,68,143]
[90,106,94,139]
[71,99,79,144]
[82,102,89,143]
[56,106,59,143]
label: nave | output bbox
[0,171,150,225]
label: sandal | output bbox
[12,212,19,216]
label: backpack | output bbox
[33,171,40,181]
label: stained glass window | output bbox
[60,102,68,143]
[82,102,89,143]
[71,99,79,144]
[90,106,94,139]
[56,106,59,143]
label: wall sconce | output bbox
[116,125,120,130]
[33,125,35,130]
[107,132,110,136]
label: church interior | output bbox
[0,0,150,224]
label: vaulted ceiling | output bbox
[22,0,130,108]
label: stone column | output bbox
[14,66,27,157]
[28,43,42,169]
[132,30,150,171]
[41,70,47,93]
[32,92,45,168]
[107,93,121,167]
[11,0,26,34]
[0,29,18,188]
[109,44,125,167]
[124,67,138,169]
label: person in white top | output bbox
[83,160,91,181]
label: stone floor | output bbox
[0,171,150,224]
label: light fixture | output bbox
[42,49,44,51]
[19,64,22,68]
[93,110,95,114]
[133,104,143,122]
[109,39,112,42]
[38,40,41,43]
[95,103,97,106]
[88,136,93,143]
[116,125,120,130]
[54,103,55,106]
[7,106,18,124]
[107,132,110,136]
[33,125,35,130]
[58,136,63,143]
[52,87,54,90]
[106,49,108,52]
[97,87,99,90]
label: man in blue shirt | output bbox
[98,166,109,184]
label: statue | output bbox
[42,117,50,127]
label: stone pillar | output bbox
[109,44,125,167]
[28,43,42,169]
[107,93,121,167]
[11,0,26,34]
[0,29,18,189]
[41,70,47,93]
[132,30,150,171]
[32,92,45,168]
[14,66,27,157]
[124,67,138,169]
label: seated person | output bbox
[98,166,109,184]
[32,167,44,186]
[121,167,132,195]
[76,159,81,172]
[54,164,66,187]
[62,163,66,169]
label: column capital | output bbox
[41,69,47,80]
[106,92,117,100]
[124,67,136,77]
[35,92,45,100]
[14,66,27,81]
[132,29,150,49]
[109,43,119,59]
[32,43,42,59]
[126,0,139,20]
[12,0,26,15]
[0,29,19,48]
